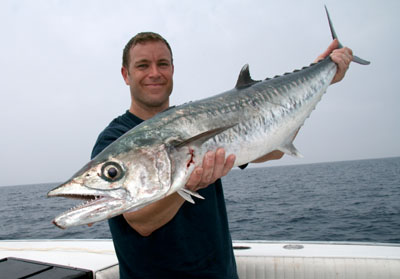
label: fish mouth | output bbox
[54,193,103,201]
[53,193,123,213]
[50,192,125,229]
[48,188,126,212]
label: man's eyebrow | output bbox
[134,59,150,64]
[133,58,171,64]
[158,58,172,64]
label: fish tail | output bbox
[325,5,370,65]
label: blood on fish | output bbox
[186,148,195,168]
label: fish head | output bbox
[48,143,173,228]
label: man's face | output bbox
[122,41,174,113]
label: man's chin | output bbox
[143,95,171,109]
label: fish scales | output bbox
[47,8,370,228]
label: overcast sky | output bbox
[1,0,399,187]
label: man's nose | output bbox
[148,64,161,78]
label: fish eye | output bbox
[101,162,124,182]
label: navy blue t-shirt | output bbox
[91,110,238,279]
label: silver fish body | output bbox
[48,8,369,228]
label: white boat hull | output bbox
[1,239,399,278]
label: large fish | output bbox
[48,7,369,228]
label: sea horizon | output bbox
[1,155,398,188]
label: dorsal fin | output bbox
[235,64,257,89]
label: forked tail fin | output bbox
[325,6,370,65]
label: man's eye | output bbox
[159,63,170,68]
[137,64,148,69]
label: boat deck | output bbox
[1,239,399,278]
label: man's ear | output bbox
[121,66,130,85]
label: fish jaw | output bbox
[52,196,128,229]
[48,179,129,228]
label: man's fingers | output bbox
[200,151,215,186]
[222,154,236,177]
[314,40,354,84]
[211,148,226,181]
[330,47,353,84]
[185,168,203,191]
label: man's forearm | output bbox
[123,192,185,237]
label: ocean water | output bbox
[0,157,399,243]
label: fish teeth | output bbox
[62,195,106,213]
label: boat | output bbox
[1,239,399,278]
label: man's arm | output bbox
[123,192,185,236]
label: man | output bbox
[91,32,353,278]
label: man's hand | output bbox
[315,39,353,84]
[185,148,236,191]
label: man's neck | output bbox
[129,102,169,120]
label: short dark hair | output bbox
[122,32,173,69]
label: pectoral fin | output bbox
[181,188,204,199]
[178,190,195,203]
[172,124,237,148]
[177,188,205,204]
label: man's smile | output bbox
[144,83,166,88]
